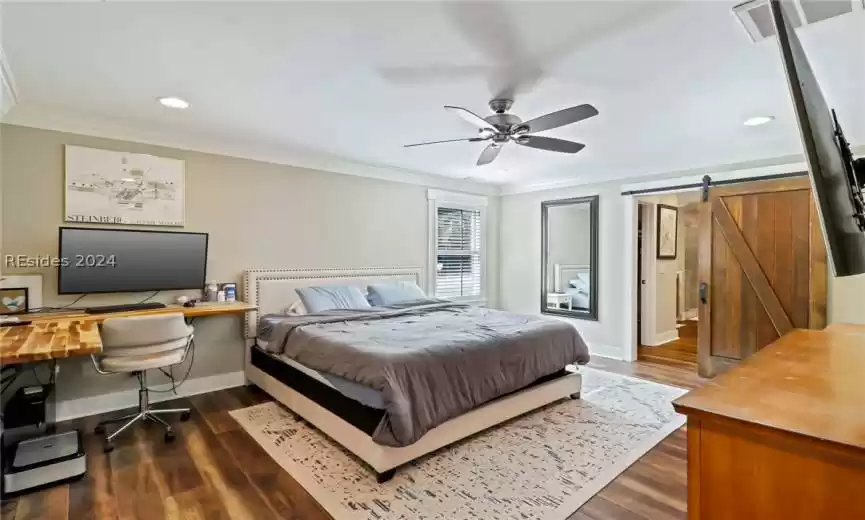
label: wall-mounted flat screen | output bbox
[770,0,865,276]
[58,227,208,294]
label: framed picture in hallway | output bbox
[657,204,678,259]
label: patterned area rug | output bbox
[230,367,687,520]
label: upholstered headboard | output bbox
[242,266,425,339]
[553,263,591,293]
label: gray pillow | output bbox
[295,285,371,313]
[366,281,427,306]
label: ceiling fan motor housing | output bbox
[485,99,523,134]
[488,98,513,114]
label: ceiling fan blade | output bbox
[476,143,501,166]
[519,104,598,133]
[444,105,496,131]
[404,137,486,148]
[515,135,585,154]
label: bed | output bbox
[553,263,592,310]
[242,267,589,482]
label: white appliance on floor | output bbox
[2,431,86,495]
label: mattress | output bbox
[257,340,385,409]
[250,343,572,440]
[250,345,386,435]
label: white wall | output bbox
[500,181,627,359]
[1,124,500,407]
[645,195,681,343]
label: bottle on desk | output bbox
[204,281,219,302]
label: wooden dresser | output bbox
[673,324,865,520]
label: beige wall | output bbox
[650,196,680,339]
[828,274,865,325]
[0,124,500,402]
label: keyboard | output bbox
[84,302,167,314]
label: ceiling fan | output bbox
[404,99,598,166]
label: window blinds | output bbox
[435,207,482,299]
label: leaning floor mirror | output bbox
[541,195,599,320]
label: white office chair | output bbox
[91,313,193,452]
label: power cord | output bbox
[135,291,160,304]
[26,291,158,315]
[26,294,89,313]
[149,338,196,394]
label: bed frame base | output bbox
[245,364,582,477]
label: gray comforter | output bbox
[259,301,590,447]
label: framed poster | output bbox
[65,145,185,226]
[0,274,42,312]
[656,204,679,260]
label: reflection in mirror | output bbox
[541,196,598,320]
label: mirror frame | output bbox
[540,195,599,321]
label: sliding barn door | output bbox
[698,177,827,377]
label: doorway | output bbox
[635,192,700,368]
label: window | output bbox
[435,207,482,299]
[427,190,486,301]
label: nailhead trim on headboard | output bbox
[242,267,425,339]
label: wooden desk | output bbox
[23,301,257,324]
[673,324,865,520]
[1,301,257,365]
[0,320,102,365]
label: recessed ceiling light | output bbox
[744,116,774,126]
[157,96,189,109]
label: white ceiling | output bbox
[2,1,863,189]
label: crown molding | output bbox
[501,145,865,196]
[2,103,501,197]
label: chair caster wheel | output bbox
[95,424,105,434]
[103,442,114,454]
[165,429,176,443]
[180,411,191,422]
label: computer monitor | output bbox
[58,227,209,294]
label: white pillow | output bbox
[568,278,589,296]
[295,285,372,313]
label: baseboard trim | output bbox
[54,371,246,422]
[680,308,698,321]
[644,329,679,347]
[588,343,626,361]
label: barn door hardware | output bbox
[702,175,712,202]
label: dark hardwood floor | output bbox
[2,358,706,520]
[638,320,699,367]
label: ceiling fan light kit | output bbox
[405,99,598,166]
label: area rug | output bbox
[230,367,687,520]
